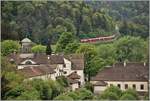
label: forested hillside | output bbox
[1,1,115,44]
[87,1,149,38]
[2,1,148,44]
[1,1,149,100]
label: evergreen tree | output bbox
[46,39,52,55]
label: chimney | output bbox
[47,55,50,59]
[124,61,126,67]
[144,62,146,66]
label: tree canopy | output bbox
[1,40,21,56]
[31,45,46,53]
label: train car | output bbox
[80,34,116,43]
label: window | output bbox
[63,64,66,68]
[125,84,128,89]
[117,84,121,88]
[140,84,144,90]
[110,84,113,86]
[25,48,28,52]
[63,71,67,74]
[132,84,136,89]
[78,82,81,87]
[25,61,32,65]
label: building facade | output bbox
[91,62,149,95]
[8,38,85,91]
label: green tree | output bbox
[31,45,46,53]
[67,92,80,100]
[104,85,122,97]
[120,93,137,100]
[55,32,75,52]
[76,88,94,100]
[76,44,97,81]
[84,82,94,93]
[1,40,21,56]
[5,83,40,100]
[88,57,106,77]
[56,76,69,87]
[98,85,122,100]
[54,94,73,100]
[99,92,119,100]
[1,57,24,100]
[46,39,52,55]
[47,80,65,99]
[122,88,139,100]
[81,16,92,33]
[29,79,52,100]
[97,44,116,64]
[114,36,147,62]
[64,42,80,54]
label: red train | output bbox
[80,35,116,43]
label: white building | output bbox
[90,62,149,96]
[8,38,85,91]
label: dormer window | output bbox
[25,61,32,65]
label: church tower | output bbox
[21,38,33,53]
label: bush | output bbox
[54,94,73,100]
[76,88,94,100]
[104,85,122,97]
[84,82,94,93]
[64,42,80,54]
[29,79,52,100]
[1,40,21,56]
[120,93,137,100]
[99,92,119,100]
[122,88,139,100]
[31,45,46,53]
[67,92,79,100]
[56,76,69,87]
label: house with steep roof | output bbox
[7,38,85,91]
[90,62,149,96]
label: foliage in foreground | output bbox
[1,40,21,56]
[98,86,139,100]
[31,44,46,53]
[54,88,94,100]
[1,57,66,100]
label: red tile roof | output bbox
[91,62,149,81]
[64,54,84,70]
[7,53,84,70]
[67,78,79,84]
[7,53,64,65]
[67,71,81,79]
[18,65,56,78]
[93,81,108,86]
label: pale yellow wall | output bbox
[72,83,79,91]
[63,58,72,76]
[27,73,56,81]
[91,80,148,93]
[94,86,107,94]
[106,81,148,92]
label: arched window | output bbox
[25,61,32,65]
